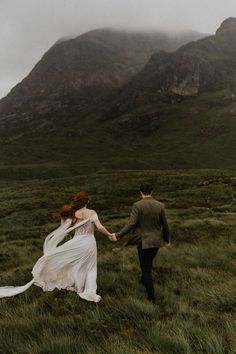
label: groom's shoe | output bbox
[147,297,156,304]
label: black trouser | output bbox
[137,242,158,300]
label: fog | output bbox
[1,0,236,98]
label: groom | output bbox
[114,183,170,303]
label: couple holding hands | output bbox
[0,183,170,304]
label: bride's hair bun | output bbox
[73,192,89,209]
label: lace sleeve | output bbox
[90,212,99,223]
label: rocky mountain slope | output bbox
[110,17,236,113]
[98,18,236,169]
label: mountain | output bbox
[1,20,236,170]
[0,28,206,140]
[110,17,236,112]
[98,18,236,169]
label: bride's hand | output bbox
[109,233,117,242]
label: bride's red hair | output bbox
[60,204,76,220]
[73,192,89,209]
[60,192,89,221]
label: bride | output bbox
[0,192,116,302]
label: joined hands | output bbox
[109,233,117,242]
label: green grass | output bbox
[0,169,235,353]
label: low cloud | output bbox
[1,0,236,98]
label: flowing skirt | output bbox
[33,234,101,302]
[0,219,101,302]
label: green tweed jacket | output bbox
[116,197,170,249]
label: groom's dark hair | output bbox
[140,183,153,195]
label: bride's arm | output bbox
[94,218,113,238]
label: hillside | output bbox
[0,28,205,138]
[0,27,208,168]
[1,20,236,170]
[101,18,236,169]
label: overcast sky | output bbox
[1,0,236,99]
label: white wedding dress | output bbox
[0,212,101,302]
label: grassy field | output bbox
[0,169,235,353]
[2,90,236,172]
